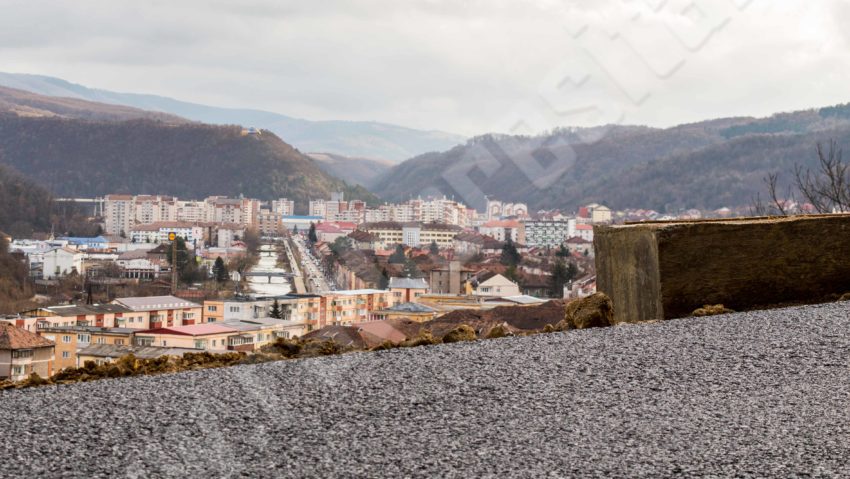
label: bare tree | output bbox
[793,140,849,213]
[750,173,790,216]
[755,140,847,216]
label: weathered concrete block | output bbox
[594,215,850,323]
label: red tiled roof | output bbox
[482,220,521,228]
[0,323,54,350]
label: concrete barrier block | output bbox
[594,215,850,323]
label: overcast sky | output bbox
[2,0,849,136]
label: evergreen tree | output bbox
[378,267,390,290]
[402,259,422,278]
[389,244,406,264]
[550,260,570,297]
[556,244,570,258]
[270,299,282,319]
[500,238,521,266]
[166,235,199,283]
[567,262,579,280]
[503,264,519,283]
[429,241,439,255]
[308,222,318,243]
[212,256,229,283]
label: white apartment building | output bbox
[104,194,134,236]
[523,219,577,247]
[272,198,295,216]
[105,195,260,236]
[129,222,206,246]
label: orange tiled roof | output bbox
[0,323,54,350]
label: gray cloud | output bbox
[1,0,848,136]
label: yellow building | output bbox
[358,222,462,249]
[322,290,393,327]
[388,277,429,303]
[203,300,224,323]
[39,326,136,370]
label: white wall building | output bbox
[42,247,84,279]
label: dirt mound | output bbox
[435,300,566,333]
[557,293,614,330]
[442,324,477,343]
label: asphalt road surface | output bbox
[3,302,850,477]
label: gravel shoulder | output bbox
[3,302,850,478]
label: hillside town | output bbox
[0,188,752,382]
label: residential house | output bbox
[473,273,521,298]
[388,277,429,303]
[315,222,357,243]
[0,323,54,381]
[565,236,594,257]
[347,230,380,250]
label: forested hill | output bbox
[0,114,376,211]
[0,163,53,236]
[371,103,850,212]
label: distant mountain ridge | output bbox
[371,103,850,212]
[307,152,393,189]
[0,85,185,123]
[0,72,466,163]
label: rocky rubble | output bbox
[2,302,850,477]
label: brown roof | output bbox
[348,230,377,242]
[0,323,54,350]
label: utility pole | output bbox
[170,232,177,294]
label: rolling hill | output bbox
[371,104,850,212]
[0,88,377,212]
[0,114,376,211]
[0,72,465,163]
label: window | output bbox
[115,339,125,345]
[62,335,72,343]
[97,337,106,344]
[229,306,240,313]
[11,365,24,375]
[62,351,70,359]
[12,349,34,359]
[77,334,91,343]
[207,305,218,312]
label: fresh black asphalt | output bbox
[3,302,850,477]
